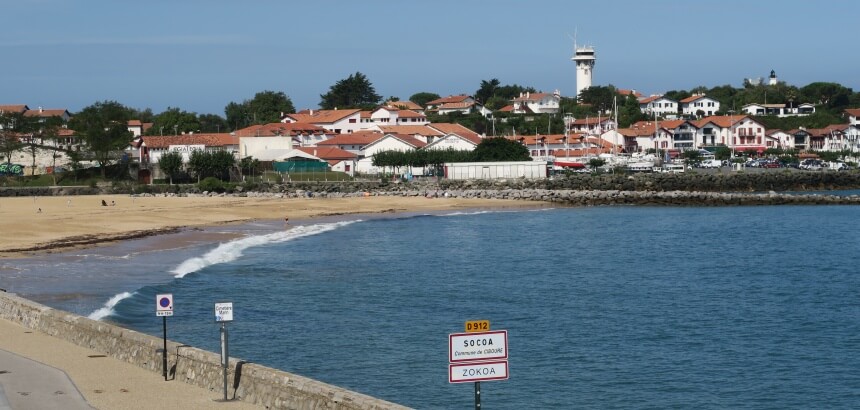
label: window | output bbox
[349,118,356,123]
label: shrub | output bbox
[198,177,225,193]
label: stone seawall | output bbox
[0,292,408,410]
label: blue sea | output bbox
[2,204,860,409]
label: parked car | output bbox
[701,159,725,168]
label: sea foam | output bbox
[171,220,359,278]
[88,291,134,321]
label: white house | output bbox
[638,95,678,117]
[694,115,766,153]
[234,122,330,150]
[355,133,426,174]
[315,131,385,157]
[680,94,720,117]
[846,109,860,126]
[568,117,616,134]
[369,106,428,126]
[509,91,561,114]
[742,103,815,117]
[766,129,794,149]
[134,133,239,182]
[423,133,481,151]
[282,109,363,134]
[425,95,492,117]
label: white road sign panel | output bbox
[156,294,173,317]
[449,330,508,363]
[215,302,233,322]
[449,360,509,383]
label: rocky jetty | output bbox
[4,171,860,206]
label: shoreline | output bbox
[0,194,544,259]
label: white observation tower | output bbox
[572,42,596,99]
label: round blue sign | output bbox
[159,297,171,308]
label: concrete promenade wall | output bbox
[0,292,408,410]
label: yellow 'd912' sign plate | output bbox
[465,320,490,333]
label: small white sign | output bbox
[449,360,509,383]
[156,294,173,317]
[449,330,508,363]
[215,302,233,322]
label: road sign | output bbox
[449,330,508,363]
[156,294,173,317]
[215,302,233,322]
[465,320,490,333]
[449,360,509,383]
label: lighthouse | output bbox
[572,43,596,99]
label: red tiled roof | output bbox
[128,120,143,126]
[426,95,472,105]
[0,105,28,113]
[617,89,642,98]
[360,111,372,119]
[511,93,552,102]
[284,109,361,124]
[397,110,426,118]
[139,133,238,149]
[428,123,481,144]
[571,117,612,126]
[436,102,476,110]
[844,108,860,117]
[24,109,69,118]
[698,115,750,128]
[638,95,662,104]
[680,94,714,103]
[295,146,357,160]
[385,100,423,110]
[316,131,383,146]
[386,133,427,148]
[378,125,445,137]
[498,105,514,112]
[234,122,326,137]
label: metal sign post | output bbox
[450,321,508,409]
[215,302,234,402]
[156,294,174,381]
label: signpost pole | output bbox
[162,316,168,381]
[475,381,481,410]
[221,322,229,401]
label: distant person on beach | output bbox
[111,200,116,206]
[37,207,42,213]
[101,200,107,206]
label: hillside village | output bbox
[3,82,860,182]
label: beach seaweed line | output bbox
[0,227,182,254]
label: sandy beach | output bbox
[0,193,541,409]
[0,194,539,259]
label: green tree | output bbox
[319,72,382,110]
[0,111,25,165]
[146,107,201,136]
[799,82,853,111]
[68,100,134,178]
[577,85,617,112]
[475,78,501,105]
[198,113,229,133]
[187,150,235,181]
[225,90,295,130]
[239,156,259,177]
[471,137,531,162]
[409,92,441,108]
[158,151,184,184]
[618,95,646,127]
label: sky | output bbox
[3,0,858,116]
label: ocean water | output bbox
[3,205,860,409]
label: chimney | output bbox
[38,106,43,113]
[313,149,317,157]
[309,109,314,116]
